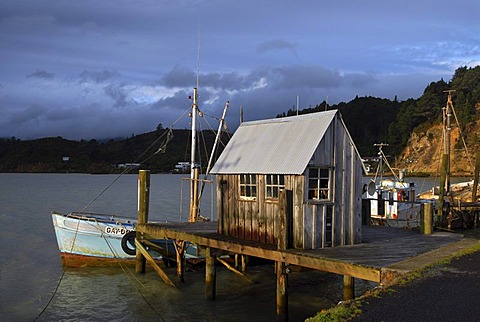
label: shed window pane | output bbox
[265,174,285,200]
[308,167,331,201]
[239,174,257,200]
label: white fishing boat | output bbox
[52,87,229,266]
[363,143,419,225]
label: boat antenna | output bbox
[196,31,200,89]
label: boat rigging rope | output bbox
[80,109,189,212]
[451,103,474,172]
[34,218,167,321]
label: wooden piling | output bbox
[205,247,216,300]
[343,275,355,301]
[174,240,185,283]
[276,262,288,322]
[472,152,480,202]
[136,170,150,274]
[276,190,289,322]
[420,203,433,234]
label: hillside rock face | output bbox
[397,107,480,176]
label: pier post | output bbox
[276,190,289,322]
[175,240,185,283]
[472,152,480,202]
[420,202,433,234]
[205,247,216,300]
[136,170,150,274]
[276,262,288,322]
[343,275,355,300]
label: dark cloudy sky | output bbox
[1,0,479,140]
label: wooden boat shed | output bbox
[210,110,366,249]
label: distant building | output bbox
[173,162,200,173]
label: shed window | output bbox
[239,174,257,199]
[266,174,285,199]
[308,168,330,201]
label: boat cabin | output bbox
[210,110,365,249]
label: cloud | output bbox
[1,0,478,140]
[80,70,121,83]
[26,70,55,79]
[256,39,297,56]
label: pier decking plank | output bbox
[137,222,464,283]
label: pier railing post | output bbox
[420,202,433,234]
[343,275,355,301]
[136,170,150,274]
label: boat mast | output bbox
[438,90,455,224]
[189,87,200,222]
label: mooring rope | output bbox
[34,217,167,321]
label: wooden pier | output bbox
[136,221,465,283]
[135,218,475,321]
[132,170,477,321]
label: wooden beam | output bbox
[135,239,176,287]
[216,257,255,284]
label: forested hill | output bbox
[278,65,480,175]
[1,66,480,174]
[0,129,227,173]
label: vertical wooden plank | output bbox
[333,117,344,247]
[277,190,287,249]
[238,201,245,239]
[353,145,363,244]
[343,138,352,245]
[228,176,236,237]
[136,170,150,274]
[286,189,294,249]
[254,175,263,242]
[293,175,305,249]
[217,176,225,235]
[303,204,313,249]
[205,247,216,300]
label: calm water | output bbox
[1,173,467,321]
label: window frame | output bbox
[307,167,331,202]
[265,174,285,201]
[239,174,257,200]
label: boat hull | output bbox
[52,212,200,266]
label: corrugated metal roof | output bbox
[210,110,338,175]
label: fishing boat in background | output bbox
[51,87,229,266]
[363,143,419,226]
